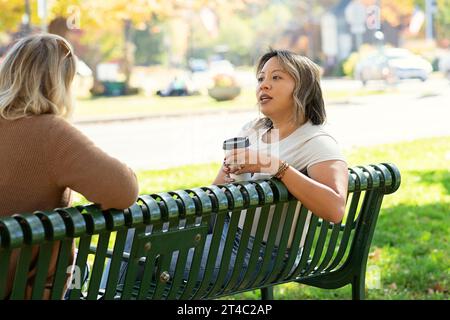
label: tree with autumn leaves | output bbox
[0,0,260,94]
[0,0,181,93]
[1,0,449,93]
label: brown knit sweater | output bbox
[0,114,139,299]
[0,114,139,216]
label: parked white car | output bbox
[209,59,235,76]
[73,59,94,98]
[355,48,433,85]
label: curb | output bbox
[73,107,254,125]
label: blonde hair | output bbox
[0,33,76,120]
[255,49,326,129]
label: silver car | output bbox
[355,48,433,85]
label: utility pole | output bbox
[123,19,135,94]
[307,0,314,59]
[345,0,366,52]
[376,0,381,31]
[38,0,48,33]
[21,0,32,36]
[366,0,383,50]
[425,0,437,41]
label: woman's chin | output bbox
[259,105,273,117]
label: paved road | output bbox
[75,78,450,171]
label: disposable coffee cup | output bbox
[223,137,252,182]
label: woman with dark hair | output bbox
[202,50,349,282]
[214,49,348,224]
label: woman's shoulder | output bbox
[29,115,87,147]
[285,130,346,172]
[38,114,69,124]
[298,120,328,135]
[37,115,80,134]
[2,114,71,133]
[304,133,340,149]
[283,121,330,145]
[22,114,70,128]
[301,122,342,150]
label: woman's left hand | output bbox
[224,148,280,175]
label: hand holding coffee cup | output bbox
[222,137,252,182]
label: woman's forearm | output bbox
[279,167,346,223]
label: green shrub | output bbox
[342,52,360,77]
[342,44,378,78]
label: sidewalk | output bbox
[72,106,256,125]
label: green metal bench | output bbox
[0,163,400,300]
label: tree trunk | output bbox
[48,17,69,38]
[123,19,134,95]
[20,0,32,36]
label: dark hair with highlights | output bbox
[255,49,326,127]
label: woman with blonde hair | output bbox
[0,33,139,299]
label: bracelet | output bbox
[274,161,290,179]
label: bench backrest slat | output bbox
[49,239,72,299]
[313,221,342,274]
[68,235,91,299]
[86,232,111,300]
[179,232,207,299]
[304,219,331,275]
[0,249,12,298]
[289,214,320,278]
[10,245,33,299]
[31,242,53,300]
[205,208,242,297]
[189,212,227,299]
[265,201,303,284]
[102,229,127,300]
[232,206,266,292]
[325,190,362,272]
[274,205,310,282]
[151,249,173,299]
[250,203,285,289]
[30,242,54,299]
[120,226,146,299]
[165,249,188,299]
[224,207,258,292]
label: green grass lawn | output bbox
[74,136,449,300]
[73,89,257,119]
[72,87,386,120]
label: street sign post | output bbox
[345,0,366,34]
[345,0,366,51]
[366,5,381,30]
[321,13,338,57]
